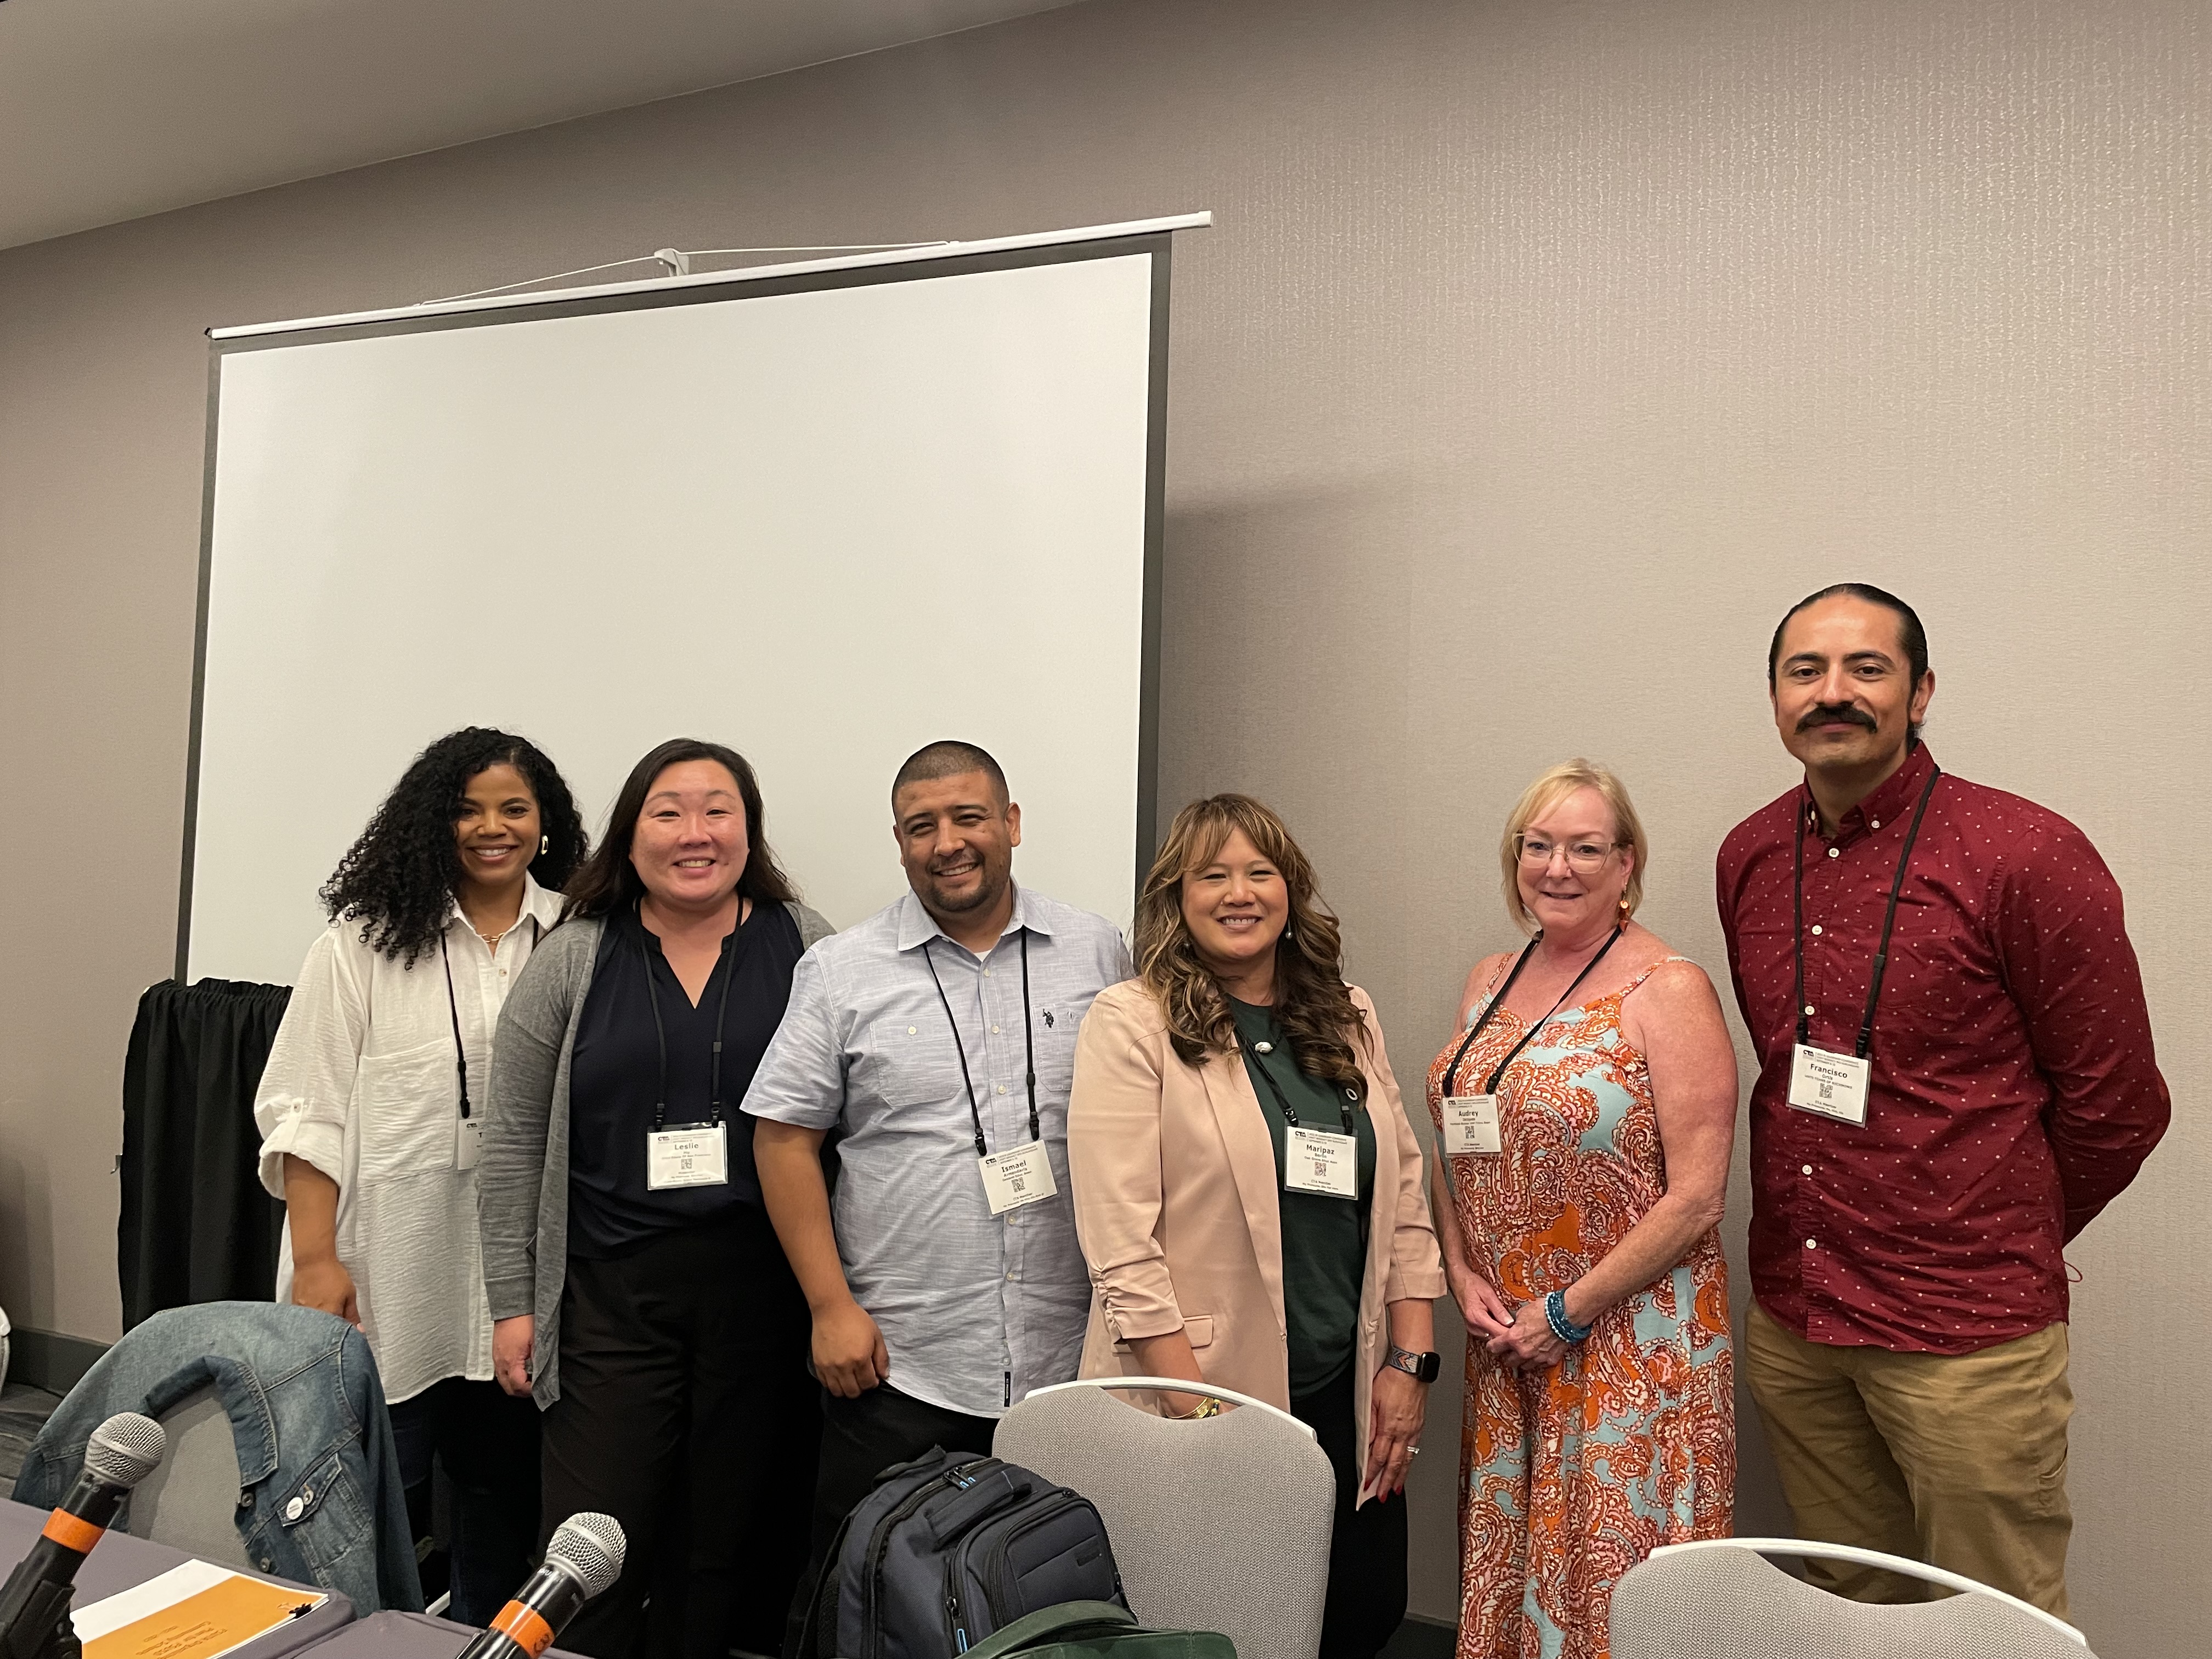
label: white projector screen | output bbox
[183,227,1177,986]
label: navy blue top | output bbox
[566,898,803,1257]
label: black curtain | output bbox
[119,979,294,1330]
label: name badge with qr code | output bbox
[1284,1126,1359,1199]
[1788,1044,1870,1126]
[978,1141,1058,1216]
[1441,1094,1502,1155]
[454,1115,482,1171]
[646,1122,730,1189]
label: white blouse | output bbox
[254,874,565,1403]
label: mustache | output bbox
[1797,703,1877,733]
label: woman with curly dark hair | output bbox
[1066,794,1445,1659]
[252,727,588,1623]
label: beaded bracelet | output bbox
[1544,1288,1594,1345]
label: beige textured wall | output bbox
[1,0,2203,1650]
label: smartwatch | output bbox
[1386,1345,1441,1384]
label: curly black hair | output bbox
[319,727,590,964]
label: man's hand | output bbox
[493,1314,535,1397]
[813,1297,890,1398]
[291,1256,360,1328]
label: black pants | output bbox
[782,1383,999,1658]
[388,1375,541,1626]
[1293,1366,1408,1659]
[542,1205,820,1659]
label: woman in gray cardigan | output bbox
[481,738,832,1659]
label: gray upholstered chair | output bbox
[1610,1538,2091,1659]
[123,1382,257,1570]
[995,1376,1334,1659]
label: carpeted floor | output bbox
[0,1381,64,1488]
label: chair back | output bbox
[1611,1539,2092,1658]
[994,1378,1333,1659]
[124,1383,255,1568]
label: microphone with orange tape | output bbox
[456,1513,625,1658]
[0,1412,168,1658]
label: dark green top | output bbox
[1227,997,1376,1396]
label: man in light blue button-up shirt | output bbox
[747,742,1131,1641]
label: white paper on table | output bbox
[72,1556,327,1649]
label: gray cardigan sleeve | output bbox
[786,900,836,952]
[479,919,596,1322]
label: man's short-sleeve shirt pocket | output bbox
[858,1014,966,1109]
[1029,1001,1082,1101]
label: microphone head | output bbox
[85,1413,167,1488]
[545,1513,624,1600]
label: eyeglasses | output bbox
[1516,834,1622,873]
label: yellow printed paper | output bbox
[75,1558,325,1659]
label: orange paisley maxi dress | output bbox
[1424,957,1733,1659]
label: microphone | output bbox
[457,1513,625,1658]
[0,1412,168,1659]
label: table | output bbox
[0,1497,353,1656]
[289,1609,586,1657]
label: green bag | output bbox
[957,1600,1238,1659]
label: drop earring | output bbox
[1617,896,1632,918]
[540,833,550,856]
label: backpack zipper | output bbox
[862,1460,991,1659]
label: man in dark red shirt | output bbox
[1716,583,2167,1620]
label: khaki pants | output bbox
[1743,1301,2073,1618]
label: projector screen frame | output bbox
[176,228,1177,984]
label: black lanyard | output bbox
[439,913,541,1120]
[1793,767,1940,1058]
[1439,925,1623,1099]
[1242,1018,1362,1136]
[922,929,1039,1158]
[637,900,745,1131]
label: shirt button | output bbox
[285,1497,304,1521]
[1809,925,1822,936]
[1801,1164,1813,1175]
[992,1024,1001,1034]
[1826,847,1840,859]
[1870,820,1882,830]
[1803,1004,1815,1017]
[996,1084,1007,1094]
[907,1026,918,1035]
[984,969,994,978]
[1804,1239,1818,1250]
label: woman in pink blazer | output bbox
[1068,794,1447,1659]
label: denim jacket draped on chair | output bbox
[12,1302,422,1613]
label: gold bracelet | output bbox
[1178,1396,1223,1419]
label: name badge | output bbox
[1441,1094,1502,1156]
[1284,1126,1360,1199]
[978,1140,1058,1216]
[1788,1043,1870,1125]
[647,1122,730,1189]
[454,1116,482,1172]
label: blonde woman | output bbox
[1426,761,1735,1658]
[1068,794,1445,1659]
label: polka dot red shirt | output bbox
[1716,743,2170,1355]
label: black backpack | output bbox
[806,1447,1130,1659]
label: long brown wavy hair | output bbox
[1133,794,1365,1088]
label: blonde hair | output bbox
[1132,794,1364,1087]
[1499,760,1649,935]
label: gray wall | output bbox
[1,0,2203,1651]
